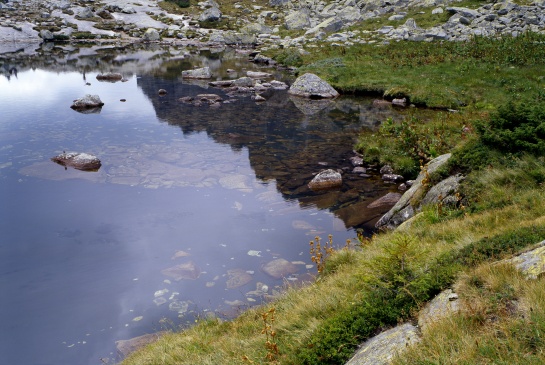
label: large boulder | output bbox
[51,152,102,171]
[501,240,545,279]
[418,289,460,333]
[308,169,342,190]
[288,73,339,99]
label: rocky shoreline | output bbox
[1,0,544,56]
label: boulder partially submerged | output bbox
[70,94,104,110]
[288,73,339,99]
[96,73,123,82]
[308,169,342,190]
[51,152,102,171]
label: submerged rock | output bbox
[51,152,101,171]
[226,268,253,289]
[288,73,339,99]
[116,332,166,357]
[308,169,342,190]
[367,192,402,209]
[262,258,298,279]
[161,261,201,281]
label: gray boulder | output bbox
[285,9,311,30]
[501,240,545,279]
[39,29,54,41]
[199,6,222,22]
[288,73,339,99]
[77,7,94,19]
[143,28,160,41]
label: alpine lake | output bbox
[0,43,410,365]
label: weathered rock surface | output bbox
[420,174,464,207]
[501,240,545,279]
[51,152,102,171]
[375,153,453,230]
[70,94,104,110]
[345,323,420,365]
[308,169,342,190]
[288,73,339,99]
[418,289,459,333]
[262,258,298,279]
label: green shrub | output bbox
[274,49,304,68]
[166,0,190,8]
[476,98,545,156]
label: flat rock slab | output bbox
[288,73,339,99]
[346,323,420,365]
[418,289,459,333]
[51,152,101,171]
[501,240,545,279]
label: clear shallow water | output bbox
[0,45,403,365]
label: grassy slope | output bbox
[122,2,545,364]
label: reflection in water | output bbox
[0,45,406,365]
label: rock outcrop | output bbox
[345,323,420,365]
[375,154,462,230]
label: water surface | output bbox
[0,45,404,365]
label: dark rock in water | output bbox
[70,94,104,110]
[158,89,167,95]
[262,258,298,279]
[96,73,123,82]
[367,192,402,209]
[288,73,339,99]
[51,152,102,171]
[308,169,342,190]
[116,332,166,357]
